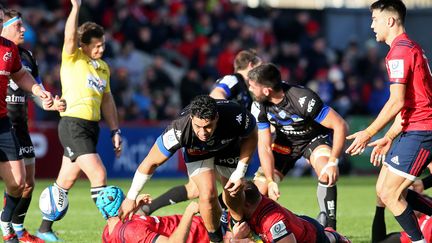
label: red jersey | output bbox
[247,196,317,243]
[102,215,209,243]
[385,33,432,131]
[0,37,22,118]
[400,215,432,243]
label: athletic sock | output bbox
[394,206,424,241]
[1,193,21,222]
[406,189,432,216]
[144,185,188,215]
[208,225,224,243]
[317,182,337,229]
[38,219,53,233]
[12,197,32,225]
[371,206,386,243]
[11,223,24,238]
[90,185,107,203]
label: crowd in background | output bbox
[6,0,390,123]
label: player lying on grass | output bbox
[372,195,432,243]
[96,186,259,243]
[227,181,351,243]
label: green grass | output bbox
[0,176,419,242]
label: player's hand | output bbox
[345,130,372,156]
[232,221,251,240]
[411,179,425,193]
[112,133,122,158]
[71,0,82,7]
[136,194,152,208]
[368,136,392,167]
[185,201,200,215]
[319,162,338,186]
[118,198,136,221]
[268,181,280,201]
[224,178,244,197]
[52,95,66,112]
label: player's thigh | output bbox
[58,117,99,162]
[187,159,218,199]
[184,179,199,199]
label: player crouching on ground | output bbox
[227,181,351,243]
[97,186,258,243]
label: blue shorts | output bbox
[385,131,432,181]
[0,117,22,162]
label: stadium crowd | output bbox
[5,0,390,122]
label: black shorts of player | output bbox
[58,116,99,162]
[0,117,23,162]
[183,140,240,169]
[12,123,35,158]
[299,215,330,243]
[273,134,331,176]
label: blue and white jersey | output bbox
[215,73,253,110]
[251,83,331,146]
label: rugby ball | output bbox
[39,186,69,221]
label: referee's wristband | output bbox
[422,174,432,190]
[111,129,121,138]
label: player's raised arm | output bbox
[63,0,81,54]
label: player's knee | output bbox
[199,191,218,204]
[6,179,25,196]
[377,188,395,206]
[185,182,199,198]
[23,181,35,194]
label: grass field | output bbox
[0,176,416,242]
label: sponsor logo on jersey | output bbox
[221,138,235,144]
[270,220,288,240]
[388,59,404,79]
[186,148,209,156]
[0,70,11,76]
[66,147,74,157]
[218,157,239,165]
[162,129,179,150]
[87,75,106,92]
[307,99,316,112]
[391,156,399,165]
[236,114,243,124]
[298,96,307,107]
[3,51,12,62]
[6,94,25,104]
[19,146,34,155]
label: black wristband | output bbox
[111,129,121,138]
[422,174,432,190]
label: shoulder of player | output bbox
[0,37,16,49]
[216,74,240,85]
[216,100,246,113]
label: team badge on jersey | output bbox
[3,51,12,62]
[270,220,288,240]
[162,129,179,150]
[388,59,404,79]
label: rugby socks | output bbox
[317,182,337,229]
[406,189,432,216]
[421,174,432,190]
[39,183,69,233]
[1,193,21,222]
[1,193,20,237]
[394,206,424,241]
[371,206,386,243]
[91,185,107,203]
[142,185,188,215]
[12,197,32,238]
[208,225,224,243]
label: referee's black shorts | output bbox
[58,116,99,162]
[0,117,22,162]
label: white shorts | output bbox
[186,158,235,179]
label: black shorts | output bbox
[183,140,240,169]
[299,215,330,243]
[273,134,331,176]
[58,116,99,162]
[0,117,22,162]
[12,123,35,158]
